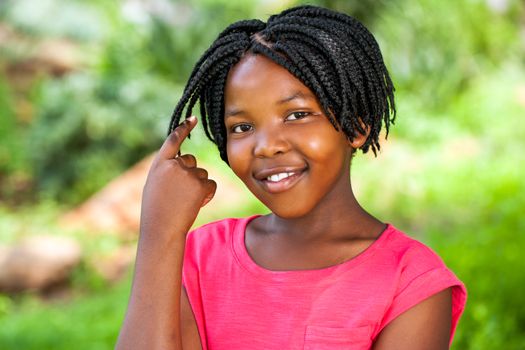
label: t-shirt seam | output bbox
[187,218,465,348]
[375,269,465,345]
[230,218,396,284]
[231,217,260,280]
[394,266,449,298]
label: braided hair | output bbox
[168,5,396,163]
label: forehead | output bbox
[224,53,315,106]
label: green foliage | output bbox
[145,1,258,84]
[373,0,524,111]
[1,0,110,42]
[0,280,128,350]
[28,69,176,204]
[0,0,524,348]
[0,76,20,174]
[0,0,263,205]
[308,0,392,27]
[430,226,525,349]
[350,65,525,349]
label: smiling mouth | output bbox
[265,172,297,182]
[257,168,307,194]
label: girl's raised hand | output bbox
[140,116,217,241]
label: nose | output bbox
[253,124,290,158]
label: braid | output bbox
[199,89,212,141]
[169,40,249,131]
[267,11,395,150]
[206,59,240,161]
[269,25,362,133]
[169,5,396,161]
[169,20,265,133]
[269,40,340,128]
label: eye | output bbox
[286,111,310,121]
[231,123,253,133]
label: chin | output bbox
[261,200,315,219]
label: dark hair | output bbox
[168,5,396,163]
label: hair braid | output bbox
[269,7,396,137]
[207,68,231,161]
[168,5,396,161]
[272,40,340,110]
[169,39,250,132]
[268,15,389,141]
[182,20,266,87]
[269,24,364,135]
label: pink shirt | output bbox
[182,215,467,349]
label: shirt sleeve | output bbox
[180,227,209,349]
[377,265,467,347]
[181,229,197,289]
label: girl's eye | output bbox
[286,111,310,121]
[231,124,253,133]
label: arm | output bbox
[115,227,187,349]
[372,288,452,350]
[116,117,216,350]
[181,285,203,350]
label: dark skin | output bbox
[116,53,452,349]
[115,116,216,350]
[224,53,386,269]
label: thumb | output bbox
[158,116,197,160]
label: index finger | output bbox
[158,116,197,159]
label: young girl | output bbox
[116,5,466,350]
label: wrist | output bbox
[135,230,187,264]
[139,224,189,244]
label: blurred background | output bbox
[0,0,524,349]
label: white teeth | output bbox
[267,172,294,182]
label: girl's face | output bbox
[224,53,356,218]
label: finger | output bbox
[158,116,197,160]
[192,167,208,180]
[201,180,217,207]
[178,154,197,168]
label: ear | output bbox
[347,119,370,149]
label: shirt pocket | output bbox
[303,325,373,350]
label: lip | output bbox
[254,166,308,194]
[253,166,308,181]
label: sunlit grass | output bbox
[1,0,524,348]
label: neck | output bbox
[264,176,383,244]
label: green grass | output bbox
[0,278,129,350]
[1,0,524,348]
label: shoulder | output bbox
[187,217,238,238]
[373,225,467,346]
[385,225,451,274]
[185,215,257,249]
[383,225,466,305]
[182,216,250,278]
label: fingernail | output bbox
[188,116,196,122]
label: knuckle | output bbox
[176,120,189,128]
[181,154,197,167]
[176,122,190,134]
[166,158,186,173]
[197,168,208,178]
[169,128,180,138]
[168,157,182,167]
[208,179,217,191]
[167,131,180,144]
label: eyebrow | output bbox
[277,91,316,105]
[225,90,316,119]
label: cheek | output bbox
[226,139,250,177]
[305,137,328,156]
[300,126,349,161]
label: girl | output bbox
[116,5,466,350]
